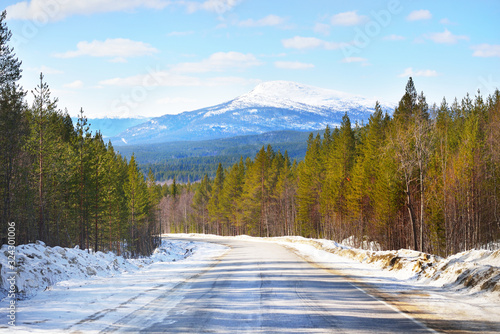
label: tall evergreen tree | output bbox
[323,114,356,240]
[192,174,211,233]
[0,10,26,244]
[125,155,149,256]
[220,157,245,234]
[208,163,224,234]
[297,134,324,237]
[28,73,59,242]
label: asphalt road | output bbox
[107,237,435,333]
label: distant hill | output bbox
[116,130,321,182]
[72,117,149,138]
[110,81,394,146]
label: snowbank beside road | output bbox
[177,233,500,298]
[0,238,227,333]
[0,239,197,300]
[271,236,500,297]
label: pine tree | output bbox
[0,84,26,241]
[247,146,273,237]
[171,176,179,198]
[89,132,107,252]
[208,163,224,234]
[274,151,297,236]
[192,174,211,234]
[388,78,428,250]
[0,10,27,244]
[125,155,149,256]
[323,113,356,240]
[393,76,417,122]
[297,134,324,237]
[28,73,59,242]
[73,108,92,249]
[220,157,245,234]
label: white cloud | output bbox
[172,52,261,73]
[54,38,158,59]
[281,36,344,50]
[313,23,330,36]
[99,52,261,87]
[383,34,405,41]
[6,0,170,22]
[64,80,84,89]
[331,11,368,26]
[471,44,500,58]
[274,61,314,70]
[6,0,239,22]
[183,0,241,14]
[406,9,432,21]
[425,29,469,44]
[399,67,438,78]
[238,15,285,27]
[282,36,322,49]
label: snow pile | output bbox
[421,249,500,294]
[0,239,197,300]
[271,236,500,296]
[341,236,382,251]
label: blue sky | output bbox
[2,0,499,118]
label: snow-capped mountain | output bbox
[111,81,394,146]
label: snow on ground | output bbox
[2,233,499,332]
[0,238,228,332]
[179,233,500,331]
[267,236,500,297]
[267,236,500,331]
[0,239,199,300]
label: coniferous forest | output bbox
[1,11,499,257]
[0,12,161,256]
[171,78,500,257]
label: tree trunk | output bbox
[405,180,418,250]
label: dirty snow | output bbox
[269,236,500,297]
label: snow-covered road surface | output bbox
[0,239,228,333]
[110,237,434,333]
[3,235,499,333]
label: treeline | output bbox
[117,130,312,183]
[166,78,500,256]
[143,156,240,183]
[0,12,161,256]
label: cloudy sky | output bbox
[2,0,499,118]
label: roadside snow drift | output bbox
[272,236,500,296]
[0,239,197,300]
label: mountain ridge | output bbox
[111,81,394,146]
